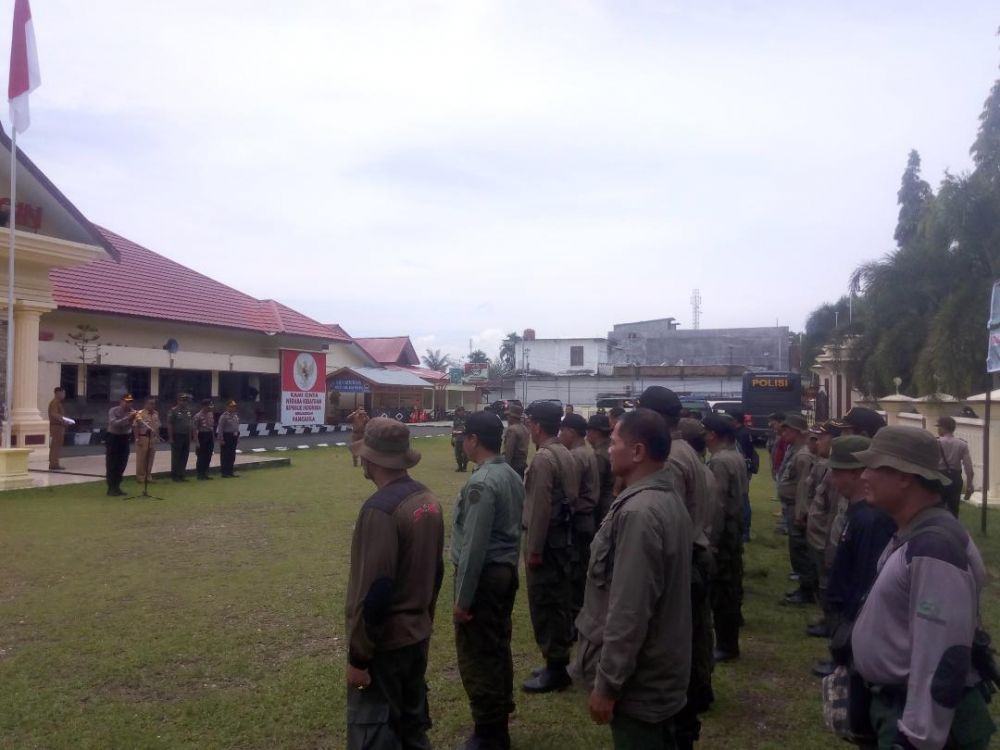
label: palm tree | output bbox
[422,349,452,372]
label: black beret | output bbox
[463,411,504,440]
[702,413,736,438]
[561,413,588,435]
[525,401,563,422]
[587,414,612,433]
[638,386,682,418]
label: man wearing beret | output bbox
[702,413,748,663]
[559,412,601,627]
[345,418,444,750]
[452,411,525,750]
[167,393,195,481]
[521,400,580,693]
[778,413,817,605]
[585,414,615,525]
[851,426,994,750]
[502,403,530,479]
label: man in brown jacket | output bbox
[522,400,580,693]
[47,386,67,470]
[574,408,692,749]
[344,418,445,750]
[502,403,530,479]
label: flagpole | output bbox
[4,126,15,449]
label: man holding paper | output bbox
[47,386,67,470]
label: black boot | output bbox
[522,661,571,693]
[457,719,510,750]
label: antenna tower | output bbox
[690,288,702,330]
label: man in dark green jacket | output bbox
[574,408,693,749]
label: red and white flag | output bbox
[8,0,39,133]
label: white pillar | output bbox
[76,363,86,399]
[211,370,220,397]
[10,301,46,422]
[150,367,160,397]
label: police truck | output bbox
[741,371,802,443]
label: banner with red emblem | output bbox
[280,350,326,425]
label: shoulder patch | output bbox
[906,518,969,570]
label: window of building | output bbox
[158,369,211,402]
[85,366,151,402]
[570,346,584,367]
[59,364,78,399]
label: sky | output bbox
[8,1,999,364]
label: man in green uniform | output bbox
[779,413,817,604]
[502,404,530,479]
[167,393,195,481]
[585,414,614,526]
[452,406,469,472]
[521,400,580,693]
[575,408,692,749]
[345,418,445,750]
[453,411,525,750]
[703,414,749,663]
[638,387,716,750]
[559,412,600,626]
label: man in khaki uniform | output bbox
[779,413,816,604]
[804,421,842,641]
[345,418,445,750]
[703,414,748,663]
[559,412,601,625]
[502,403,530,479]
[347,406,369,468]
[574,408,692,749]
[47,386,67,470]
[585,414,614,525]
[522,400,580,693]
[133,397,161,483]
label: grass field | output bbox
[1,438,998,749]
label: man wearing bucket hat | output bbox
[778,413,817,605]
[452,411,524,750]
[344,418,445,750]
[851,426,995,750]
[502,403,530,479]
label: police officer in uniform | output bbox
[167,393,195,481]
[105,393,135,496]
[502,403,530,479]
[452,406,469,472]
[452,411,525,750]
[521,400,580,693]
[216,400,241,478]
[194,399,215,480]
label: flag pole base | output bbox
[0,447,34,489]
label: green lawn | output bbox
[1,440,997,749]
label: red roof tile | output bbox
[355,336,420,366]
[49,227,349,341]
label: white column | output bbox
[76,363,86,399]
[10,301,47,423]
[150,367,160,397]
[211,370,220,397]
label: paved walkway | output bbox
[25,451,290,489]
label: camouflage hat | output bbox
[853,425,950,485]
[827,435,871,471]
[355,417,421,470]
[781,413,809,433]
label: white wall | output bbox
[517,339,606,375]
